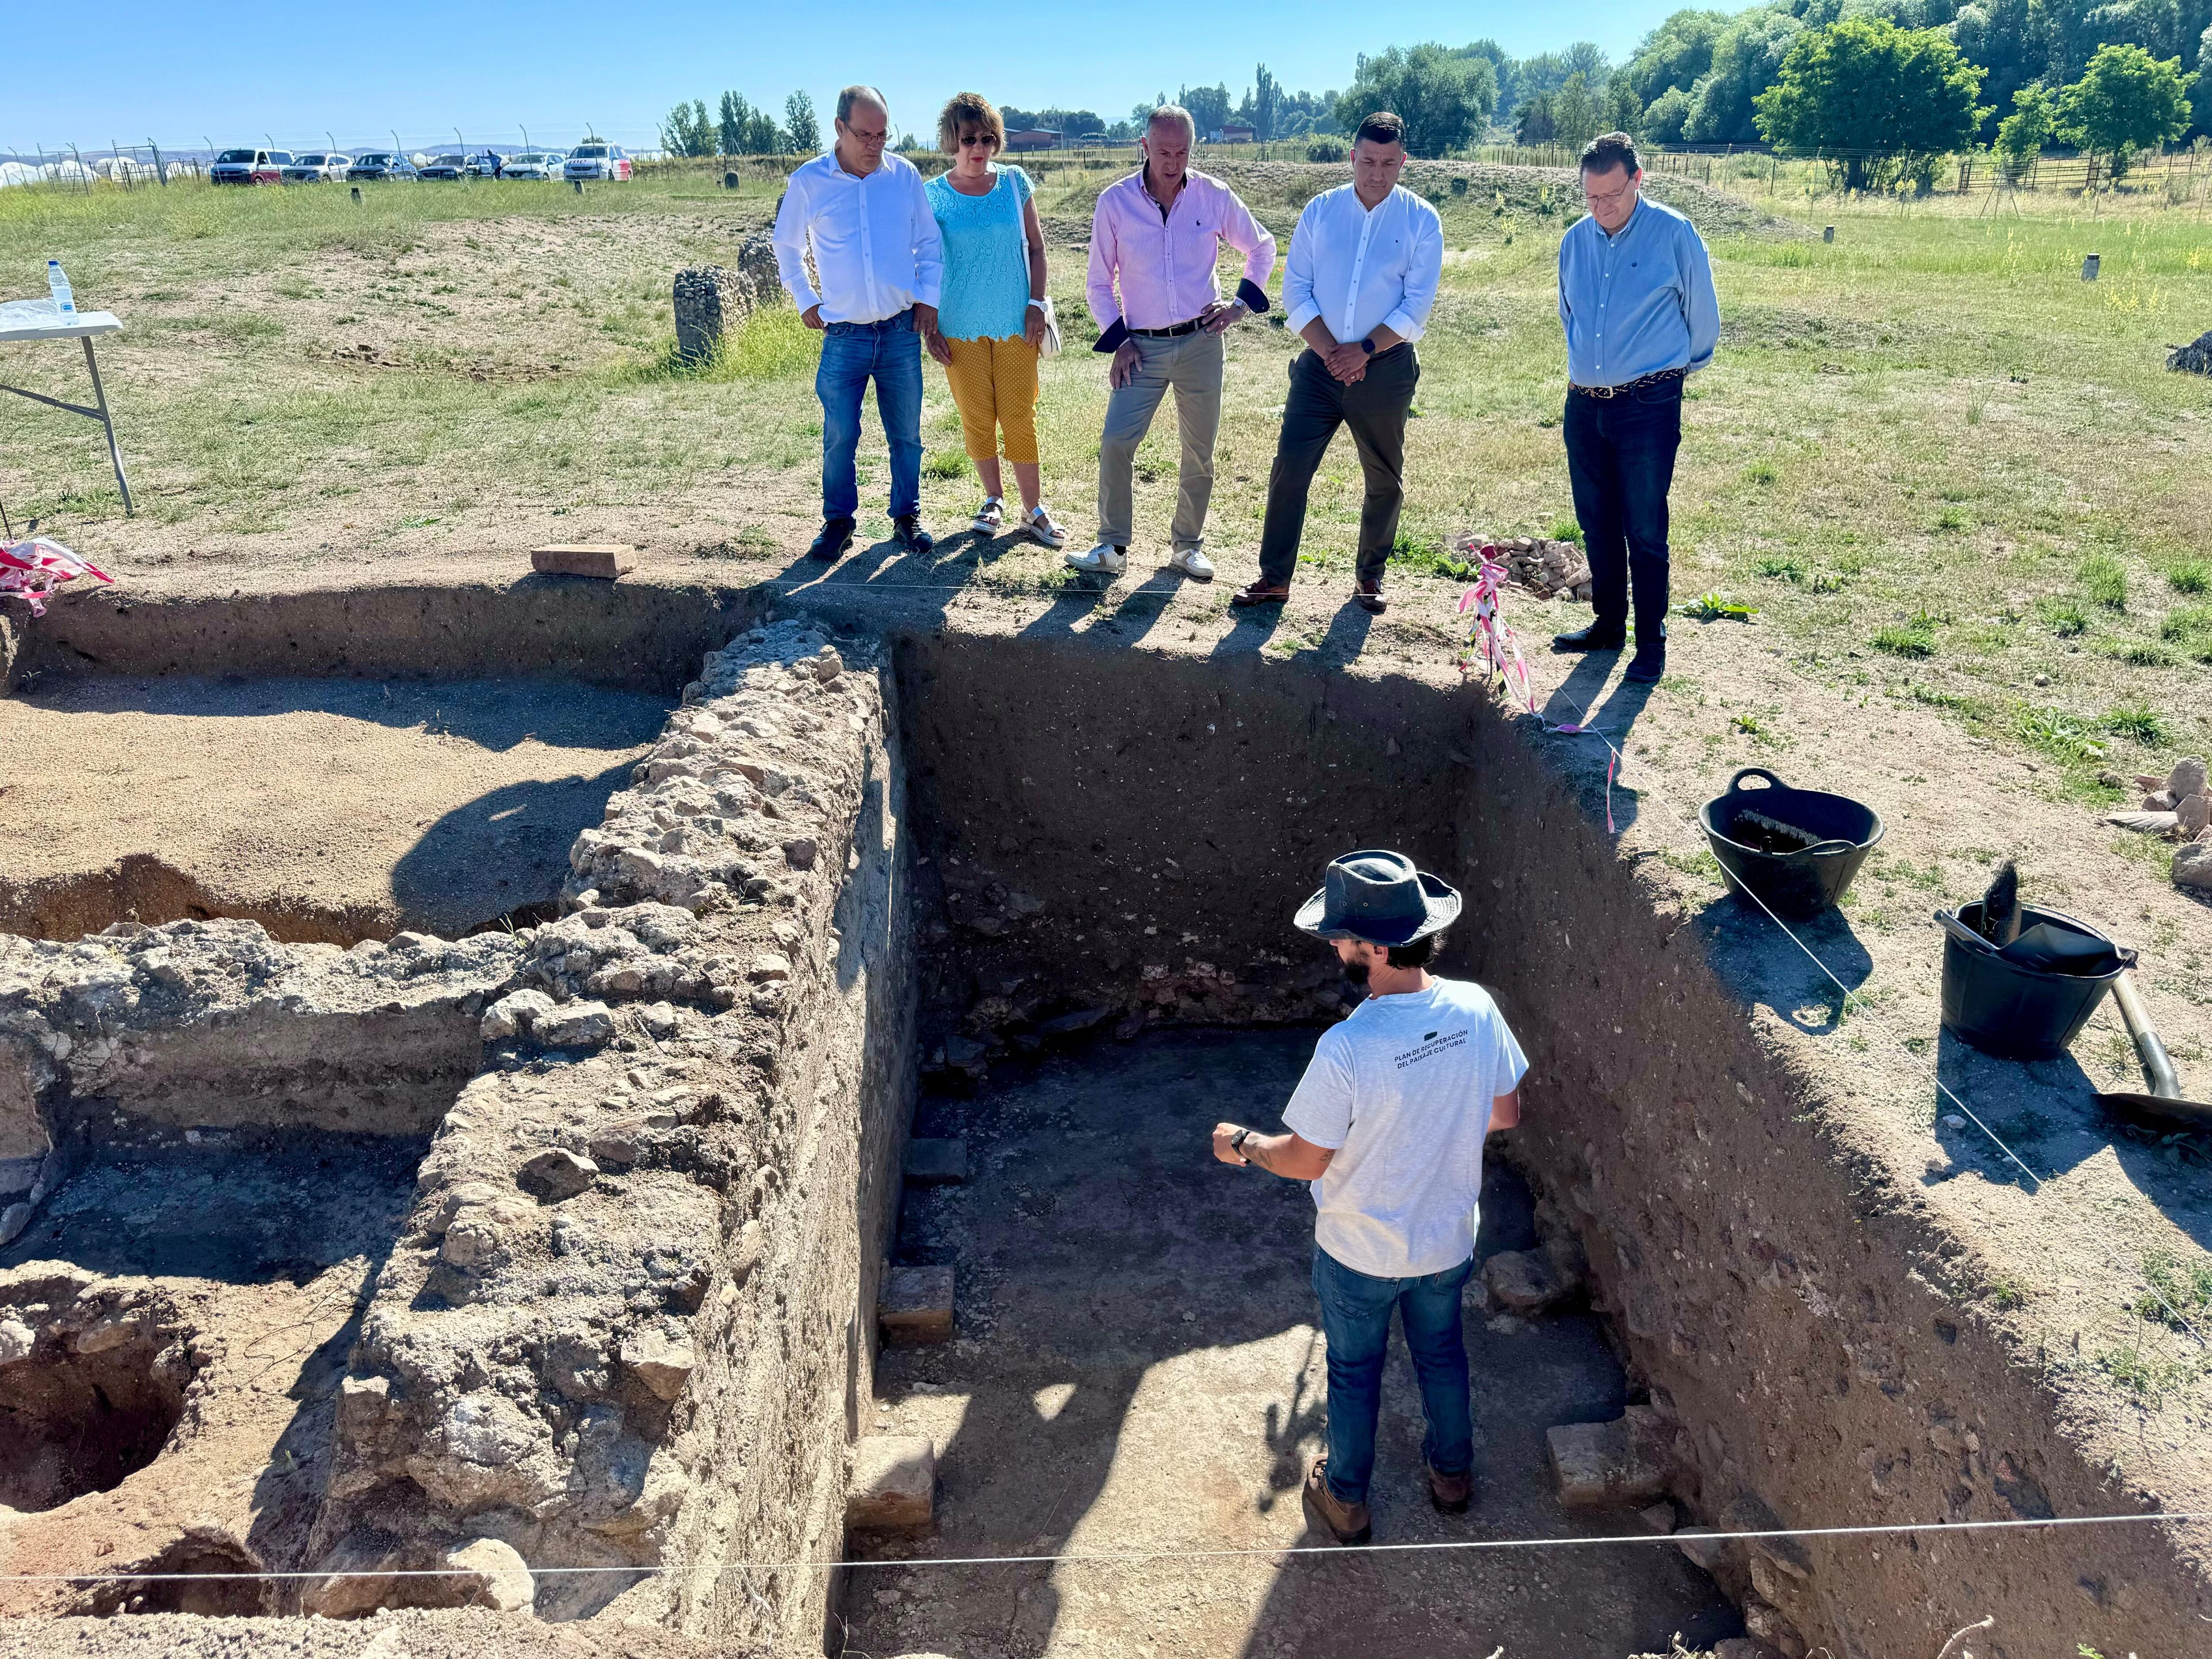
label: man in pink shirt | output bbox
[1070,105,1276,583]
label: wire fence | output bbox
[8,135,2210,208]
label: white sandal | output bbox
[972,496,1005,534]
[1024,504,1068,550]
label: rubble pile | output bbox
[2104,755,2212,891]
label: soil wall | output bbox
[3,579,764,695]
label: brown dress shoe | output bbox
[1426,1462,1473,1514]
[1230,579,1291,607]
[1302,1456,1371,1545]
[1354,576,1387,614]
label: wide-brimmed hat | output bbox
[1294,849,1462,946]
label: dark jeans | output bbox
[1257,344,1419,587]
[1311,1245,1475,1505]
[1563,377,1683,646]
[817,311,923,522]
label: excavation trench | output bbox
[0,585,2204,1658]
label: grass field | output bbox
[2,163,2208,800]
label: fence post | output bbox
[150,141,167,185]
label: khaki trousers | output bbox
[1095,329,1224,552]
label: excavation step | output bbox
[847,1436,935,1531]
[877,1263,955,1345]
[902,1137,968,1186]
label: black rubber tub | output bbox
[1698,767,1884,921]
[1940,901,2131,1061]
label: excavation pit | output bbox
[0,1310,184,1513]
[0,674,671,943]
[0,579,2207,1658]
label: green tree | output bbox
[1995,81,2057,176]
[1515,90,1557,143]
[1754,17,1989,188]
[1644,83,1696,142]
[1177,82,1235,134]
[2056,42,2197,177]
[662,99,715,158]
[1622,9,1733,106]
[1684,5,1806,144]
[1550,73,1611,150]
[784,91,820,154]
[1336,43,1499,157]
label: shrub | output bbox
[1305,136,1348,163]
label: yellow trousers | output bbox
[942,334,1040,466]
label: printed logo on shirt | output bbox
[1394,1027,1467,1069]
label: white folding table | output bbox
[0,299,134,515]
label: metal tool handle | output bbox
[2109,971,2182,1102]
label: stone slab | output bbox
[902,1138,968,1186]
[1545,1409,1670,1508]
[848,1435,934,1531]
[531,545,634,580]
[878,1263,954,1345]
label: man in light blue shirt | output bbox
[1551,131,1720,683]
[1232,111,1443,616]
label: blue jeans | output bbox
[1311,1246,1475,1505]
[1563,377,1683,647]
[817,312,922,523]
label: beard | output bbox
[1340,958,1370,987]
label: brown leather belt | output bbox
[1570,367,1686,399]
[1130,318,1204,338]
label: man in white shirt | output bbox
[1212,849,1528,1545]
[771,84,944,563]
[1232,111,1442,617]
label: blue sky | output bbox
[8,1,1687,157]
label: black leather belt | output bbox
[1571,367,1686,399]
[1130,318,1204,338]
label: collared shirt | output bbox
[772,150,944,324]
[1557,195,1720,388]
[1281,181,1444,347]
[1085,166,1276,350]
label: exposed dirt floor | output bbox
[848,1029,1737,1659]
[0,1129,426,1615]
[0,676,668,941]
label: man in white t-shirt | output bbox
[1213,849,1527,1545]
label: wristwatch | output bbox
[1229,1126,1253,1158]
[1359,338,1377,355]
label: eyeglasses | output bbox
[958,133,995,149]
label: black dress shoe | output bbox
[892,515,934,555]
[1353,576,1388,614]
[1623,648,1667,684]
[809,518,856,561]
[1552,623,1627,653]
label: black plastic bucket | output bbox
[1698,767,1884,921]
[1940,901,2131,1061]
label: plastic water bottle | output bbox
[46,259,75,315]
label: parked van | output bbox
[211,148,293,185]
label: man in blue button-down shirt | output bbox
[1552,131,1720,682]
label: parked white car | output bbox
[282,152,350,182]
[499,151,565,180]
[562,142,632,181]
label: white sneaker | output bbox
[1066,543,1126,576]
[1169,547,1215,582]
